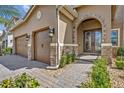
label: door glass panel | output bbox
[85,31,92,52]
[95,31,101,53]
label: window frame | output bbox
[111,28,120,47]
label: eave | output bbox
[10,5,36,31]
[59,5,78,21]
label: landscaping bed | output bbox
[108,57,124,88]
[80,58,111,88]
[109,66,124,88]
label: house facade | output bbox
[7,34,13,48]
[11,5,124,68]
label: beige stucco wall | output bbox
[77,19,101,54]
[12,5,57,43]
[12,5,58,62]
[59,12,73,44]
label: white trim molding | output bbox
[50,43,78,46]
[59,43,78,46]
[50,43,58,46]
[101,43,112,47]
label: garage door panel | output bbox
[35,30,50,64]
[16,35,28,57]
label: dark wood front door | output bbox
[84,29,102,53]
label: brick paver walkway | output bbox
[0,55,94,88]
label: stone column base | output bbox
[49,43,58,66]
[28,43,31,60]
[101,43,112,64]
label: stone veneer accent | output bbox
[12,37,16,54]
[50,44,58,66]
[101,44,112,64]
[60,45,78,56]
[73,13,112,58]
[27,34,32,60]
[101,45,112,57]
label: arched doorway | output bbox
[77,18,102,55]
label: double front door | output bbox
[84,29,102,53]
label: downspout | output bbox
[46,6,62,69]
[56,6,63,68]
[57,6,60,67]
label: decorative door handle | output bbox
[41,44,44,48]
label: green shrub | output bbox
[59,55,67,68]
[66,54,72,64]
[115,60,124,69]
[81,81,93,88]
[115,56,124,69]
[116,56,124,61]
[91,59,111,88]
[59,53,76,68]
[81,58,111,88]
[117,47,124,56]
[71,54,76,62]
[0,78,14,88]
[3,47,12,55]
[0,73,40,88]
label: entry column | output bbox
[27,33,32,60]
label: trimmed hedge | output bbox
[81,58,111,88]
[59,53,76,68]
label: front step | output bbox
[78,52,100,56]
[76,55,99,62]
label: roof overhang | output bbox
[59,5,78,21]
[10,5,36,31]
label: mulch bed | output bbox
[108,58,124,88]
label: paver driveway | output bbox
[0,55,94,88]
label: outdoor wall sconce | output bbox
[49,27,55,37]
[49,27,55,42]
[26,34,30,41]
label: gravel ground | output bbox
[108,60,124,88]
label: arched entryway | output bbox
[77,18,102,55]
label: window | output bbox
[111,29,120,47]
[10,40,13,43]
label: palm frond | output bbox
[0,5,20,19]
[0,16,9,24]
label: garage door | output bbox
[16,35,28,57]
[35,29,50,64]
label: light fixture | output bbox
[26,34,30,41]
[49,27,55,38]
[49,27,55,42]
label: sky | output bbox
[0,5,31,31]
